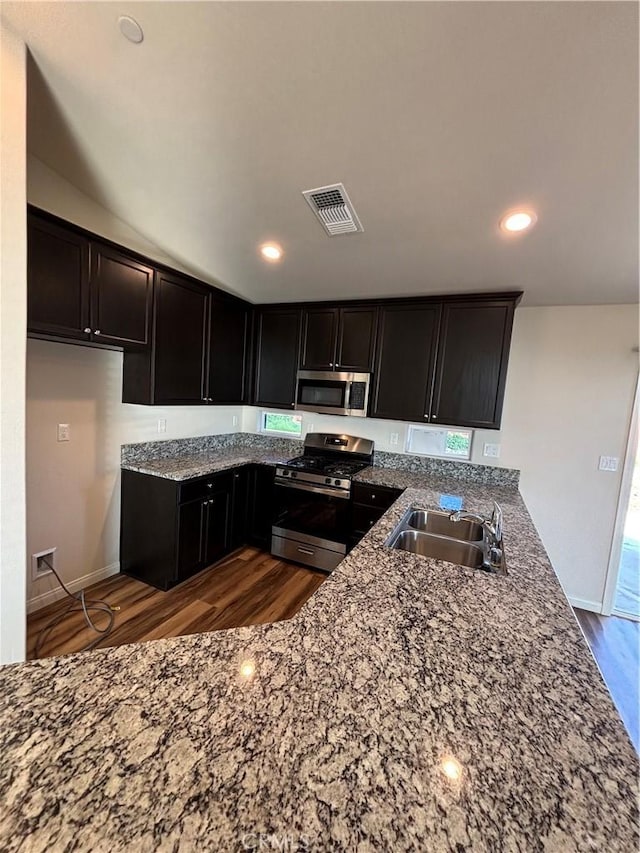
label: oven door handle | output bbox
[274,479,350,500]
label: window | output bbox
[260,411,303,437]
[406,425,472,460]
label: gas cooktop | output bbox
[284,454,369,478]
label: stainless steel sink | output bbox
[405,509,483,542]
[390,530,485,569]
[386,505,507,574]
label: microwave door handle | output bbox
[344,381,352,411]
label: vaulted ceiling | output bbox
[2,1,638,305]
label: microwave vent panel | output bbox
[302,183,364,236]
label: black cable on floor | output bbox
[34,557,116,658]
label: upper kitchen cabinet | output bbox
[90,243,153,348]
[27,212,90,341]
[370,302,440,422]
[254,307,301,409]
[431,299,516,429]
[300,305,377,372]
[205,295,251,404]
[27,209,153,349]
[123,271,209,405]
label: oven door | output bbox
[272,482,350,552]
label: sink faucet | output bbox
[449,501,504,572]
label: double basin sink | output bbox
[386,508,507,574]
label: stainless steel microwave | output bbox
[295,370,370,417]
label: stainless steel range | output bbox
[271,433,374,572]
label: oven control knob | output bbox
[325,477,331,485]
[282,470,289,476]
[291,472,297,478]
[334,479,341,486]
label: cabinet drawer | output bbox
[179,472,231,504]
[352,483,402,510]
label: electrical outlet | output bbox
[483,443,501,458]
[599,456,619,472]
[232,415,239,427]
[57,423,70,442]
[389,432,399,446]
[31,547,56,581]
[157,418,167,433]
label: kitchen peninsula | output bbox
[0,440,638,851]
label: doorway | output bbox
[603,375,639,619]
[613,434,640,620]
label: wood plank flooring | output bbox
[27,547,326,661]
[574,608,639,752]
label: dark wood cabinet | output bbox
[90,243,153,348]
[336,306,377,371]
[27,211,152,350]
[300,305,377,372]
[254,307,301,409]
[431,300,515,429]
[122,468,233,590]
[300,307,339,370]
[371,303,441,421]
[27,214,90,341]
[206,296,250,404]
[123,271,209,405]
[350,482,403,548]
[229,467,250,550]
[246,464,275,548]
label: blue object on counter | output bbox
[439,494,463,511]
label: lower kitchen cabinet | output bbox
[121,464,274,590]
[350,482,403,548]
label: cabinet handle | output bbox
[84,327,91,333]
[371,494,376,499]
[207,483,213,489]
[94,330,101,335]
[297,547,315,556]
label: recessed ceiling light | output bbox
[500,210,537,234]
[118,15,144,44]
[260,243,283,262]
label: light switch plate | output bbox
[389,432,399,446]
[57,423,70,442]
[483,443,500,458]
[599,456,619,472]
[157,418,167,433]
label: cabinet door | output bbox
[207,296,250,404]
[154,272,209,404]
[177,498,207,582]
[230,467,250,550]
[254,308,301,408]
[247,465,275,549]
[300,307,339,370]
[27,214,90,340]
[336,306,377,372]
[90,243,153,348]
[431,302,514,429]
[203,491,231,566]
[370,303,440,421]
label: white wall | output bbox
[0,23,27,664]
[500,305,638,610]
[25,165,243,611]
[26,340,242,611]
[244,305,639,610]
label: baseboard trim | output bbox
[27,562,120,614]
[569,597,602,614]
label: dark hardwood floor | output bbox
[27,546,326,660]
[574,608,639,752]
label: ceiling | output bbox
[2,1,638,306]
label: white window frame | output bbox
[259,410,303,438]
[405,424,473,460]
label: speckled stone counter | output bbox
[1,471,638,850]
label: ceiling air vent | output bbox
[302,183,363,236]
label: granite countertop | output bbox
[121,448,290,481]
[1,467,638,850]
